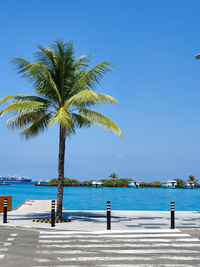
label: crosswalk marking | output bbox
[39,243,200,248]
[39,233,190,238]
[0,231,18,262]
[35,230,200,265]
[34,258,50,262]
[33,266,83,267]
[0,248,8,252]
[7,238,14,241]
[32,265,195,267]
[98,265,198,267]
[10,234,17,237]
[38,250,97,254]
[39,229,180,234]
[38,237,200,243]
[57,256,154,261]
[56,256,200,261]
[3,243,11,246]
[37,249,200,254]
[159,256,200,260]
[99,249,200,254]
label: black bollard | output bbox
[107,201,111,230]
[51,200,56,227]
[3,198,7,224]
[170,201,175,229]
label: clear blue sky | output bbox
[1,0,200,182]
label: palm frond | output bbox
[72,61,113,92]
[12,59,61,104]
[65,90,117,108]
[73,53,91,70]
[65,90,99,107]
[7,110,49,130]
[28,62,62,104]
[49,40,75,100]
[11,58,31,75]
[70,113,91,128]
[96,93,118,105]
[13,95,58,111]
[65,125,76,137]
[0,101,46,116]
[79,108,122,137]
[0,94,30,104]
[48,107,74,128]
[20,113,52,139]
[35,45,57,73]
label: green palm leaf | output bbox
[35,45,57,72]
[73,53,91,70]
[7,110,48,130]
[65,90,117,108]
[12,59,62,104]
[79,108,122,137]
[72,61,113,92]
[0,101,46,116]
[70,113,91,128]
[20,113,52,139]
[49,107,74,128]
[0,94,31,104]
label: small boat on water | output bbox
[162,180,177,189]
[183,181,195,189]
[91,180,103,188]
[128,181,139,188]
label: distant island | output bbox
[39,175,199,188]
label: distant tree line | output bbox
[48,178,80,185]
[48,174,198,187]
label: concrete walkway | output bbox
[0,199,200,231]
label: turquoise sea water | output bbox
[1,185,200,211]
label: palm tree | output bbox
[109,172,119,181]
[0,40,122,220]
[188,175,198,184]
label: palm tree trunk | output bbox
[56,125,66,220]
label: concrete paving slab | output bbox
[0,199,199,231]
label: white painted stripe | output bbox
[38,238,199,243]
[37,250,97,255]
[0,255,5,259]
[160,256,200,260]
[0,248,8,251]
[106,266,191,267]
[34,258,50,262]
[33,266,88,267]
[7,238,14,241]
[56,256,153,261]
[100,249,200,254]
[98,265,141,267]
[98,265,145,267]
[39,244,144,248]
[94,229,181,234]
[56,256,200,262]
[3,243,11,246]
[153,243,200,247]
[37,249,200,254]
[39,233,190,238]
[87,233,190,238]
[39,239,104,243]
[10,234,17,237]
[39,243,200,248]
[39,229,180,235]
